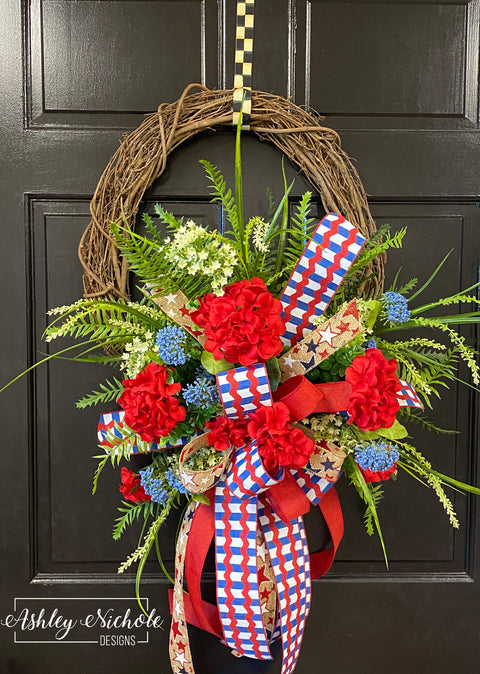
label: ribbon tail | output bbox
[310,486,344,579]
[169,502,197,674]
[258,497,311,674]
[184,497,223,637]
[215,476,272,660]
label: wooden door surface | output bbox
[1,1,480,672]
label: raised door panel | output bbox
[26,0,220,128]
[297,0,479,129]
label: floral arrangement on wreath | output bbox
[13,129,480,674]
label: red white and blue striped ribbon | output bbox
[258,498,311,674]
[291,465,337,504]
[215,362,314,674]
[217,363,272,419]
[97,410,193,454]
[215,441,281,660]
[280,213,365,347]
[398,379,424,409]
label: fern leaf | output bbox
[92,455,109,495]
[200,159,240,243]
[76,377,124,409]
[113,500,155,541]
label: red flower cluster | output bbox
[206,402,315,476]
[345,348,401,432]
[359,465,397,483]
[119,467,151,502]
[118,363,186,443]
[247,403,315,475]
[190,277,285,366]
[205,415,248,451]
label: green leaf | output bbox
[201,350,233,374]
[113,500,155,541]
[375,420,409,440]
[192,493,210,505]
[365,300,382,328]
[408,250,452,302]
[234,102,246,261]
[266,356,281,392]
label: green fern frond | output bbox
[378,338,458,406]
[92,455,109,495]
[102,422,152,465]
[397,442,459,528]
[200,159,240,244]
[391,275,418,296]
[44,299,163,345]
[398,408,458,435]
[142,212,162,243]
[153,204,184,232]
[76,377,124,409]
[113,500,156,541]
[351,227,407,274]
[363,484,384,536]
[344,454,388,566]
[282,192,315,266]
[118,496,177,573]
[411,317,480,385]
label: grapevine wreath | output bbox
[15,84,480,674]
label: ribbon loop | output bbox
[226,440,283,500]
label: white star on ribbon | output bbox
[174,599,182,615]
[164,293,178,304]
[256,543,266,561]
[174,651,189,666]
[317,324,337,347]
[180,471,196,487]
[282,354,295,371]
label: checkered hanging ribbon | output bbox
[233,0,255,129]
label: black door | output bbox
[1,1,480,673]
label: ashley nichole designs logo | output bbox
[0,597,164,645]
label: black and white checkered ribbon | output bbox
[233,0,255,129]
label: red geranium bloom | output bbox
[205,415,248,451]
[359,465,397,483]
[119,467,151,502]
[247,402,315,475]
[345,348,401,432]
[118,362,186,443]
[190,277,285,366]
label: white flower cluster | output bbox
[163,221,238,293]
[120,332,156,378]
[249,216,269,253]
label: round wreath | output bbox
[78,83,384,301]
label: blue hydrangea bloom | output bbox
[383,292,411,324]
[156,324,187,366]
[140,465,168,504]
[183,368,219,409]
[165,467,188,494]
[355,441,400,472]
[364,338,377,350]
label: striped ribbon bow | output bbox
[170,361,344,674]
